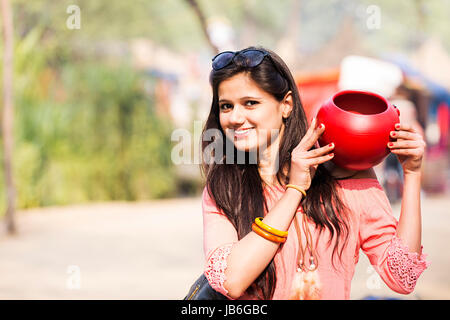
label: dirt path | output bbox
[0,194,449,299]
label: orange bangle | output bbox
[255,217,288,237]
[252,223,286,243]
[286,184,307,197]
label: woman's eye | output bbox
[219,103,233,110]
[245,100,259,106]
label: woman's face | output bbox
[218,72,292,153]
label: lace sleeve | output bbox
[353,180,430,294]
[386,236,430,293]
[204,243,235,299]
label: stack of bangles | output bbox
[252,217,289,243]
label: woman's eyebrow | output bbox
[218,96,262,103]
[240,96,262,100]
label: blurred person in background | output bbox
[383,84,425,203]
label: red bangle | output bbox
[252,223,287,243]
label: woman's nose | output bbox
[229,105,245,125]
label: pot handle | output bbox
[393,104,400,116]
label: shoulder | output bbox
[334,168,388,208]
[202,185,216,207]
[335,168,382,191]
[335,172,394,224]
[202,185,227,216]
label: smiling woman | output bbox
[218,73,292,163]
[193,46,429,300]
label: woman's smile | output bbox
[233,127,254,139]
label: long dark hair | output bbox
[200,46,350,299]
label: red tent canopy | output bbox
[295,68,340,122]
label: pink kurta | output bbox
[202,178,430,300]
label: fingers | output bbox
[294,118,326,152]
[388,140,426,159]
[302,142,334,159]
[389,148,423,157]
[388,140,424,149]
[295,117,317,148]
[394,122,415,133]
[306,152,334,166]
[389,122,426,151]
[390,130,421,142]
[292,143,334,163]
[310,117,317,130]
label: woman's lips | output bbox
[233,128,254,139]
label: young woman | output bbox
[200,47,429,300]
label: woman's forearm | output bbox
[396,172,422,254]
[223,188,302,299]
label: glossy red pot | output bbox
[316,90,400,171]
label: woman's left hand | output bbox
[388,123,426,175]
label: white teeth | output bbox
[235,128,251,134]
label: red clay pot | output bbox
[316,90,400,171]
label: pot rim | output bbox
[330,89,392,117]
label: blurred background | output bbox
[0,0,449,299]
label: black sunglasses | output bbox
[211,49,271,71]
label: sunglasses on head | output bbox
[211,49,271,71]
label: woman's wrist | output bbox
[403,170,422,180]
[403,170,422,193]
[285,186,304,204]
[287,180,309,192]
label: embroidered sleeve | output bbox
[204,243,235,299]
[386,236,430,293]
[354,180,430,294]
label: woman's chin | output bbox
[233,140,259,153]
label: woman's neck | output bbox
[257,127,284,187]
[326,162,357,179]
[324,162,377,180]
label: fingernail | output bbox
[388,142,394,147]
[391,131,396,137]
[319,123,325,129]
[395,123,400,130]
[328,143,334,148]
[329,153,334,157]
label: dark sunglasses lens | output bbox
[236,50,266,67]
[212,52,235,70]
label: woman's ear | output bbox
[281,91,293,119]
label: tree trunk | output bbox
[184,0,219,55]
[275,0,301,70]
[1,0,17,234]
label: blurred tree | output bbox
[358,0,450,52]
[0,4,178,210]
[1,0,17,234]
[184,0,219,54]
[1,0,449,213]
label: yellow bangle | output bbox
[255,217,288,238]
[252,223,287,243]
[286,184,307,198]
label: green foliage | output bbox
[0,29,176,212]
[2,0,450,214]
[11,0,207,53]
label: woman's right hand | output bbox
[289,118,335,191]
